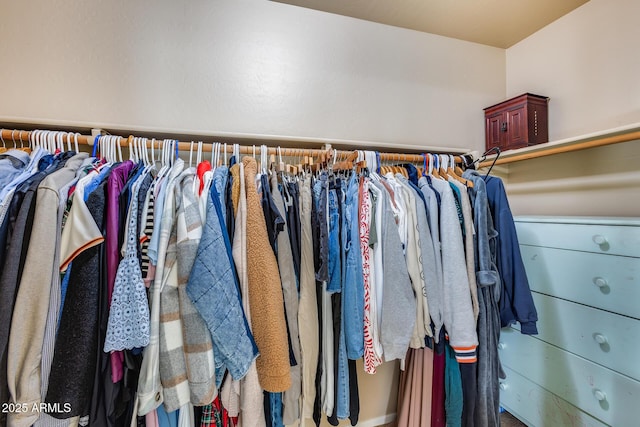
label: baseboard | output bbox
[357,413,397,427]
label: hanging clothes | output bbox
[0,139,538,427]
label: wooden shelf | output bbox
[479,123,640,168]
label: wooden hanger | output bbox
[446,154,474,188]
[332,150,356,172]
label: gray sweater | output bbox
[371,179,416,362]
[428,178,478,362]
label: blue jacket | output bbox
[187,188,258,386]
[484,176,538,334]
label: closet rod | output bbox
[0,128,465,165]
[478,129,640,167]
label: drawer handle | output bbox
[593,277,608,288]
[593,389,607,402]
[497,342,506,350]
[592,234,608,246]
[499,382,507,391]
[593,333,608,345]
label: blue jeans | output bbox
[327,185,341,294]
[343,173,364,360]
[312,173,329,282]
[270,392,284,427]
[331,179,350,419]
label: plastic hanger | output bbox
[128,136,135,162]
[150,138,157,169]
[429,154,442,179]
[12,130,19,151]
[0,129,6,154]
[223,142,227,167]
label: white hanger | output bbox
[55,132,62,152]
[32,130,39,151]
[104,135,111,163]
[439,154,447,174]
[223,143,227,166]
[211,142,219,170]
[150,138,156,168]
[137,137,143,163]
[74,133,79,153]
[129,137,135,162]
[118,136,123,163]
[137,138,144,166]
[111,135,118,163]
[261,144,267,174]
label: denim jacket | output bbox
[187,191,258,387]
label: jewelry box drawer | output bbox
[500,366,607,427]
[515,220,640,258]
[499,328,640,427]
[529,292,640,381]
[520,245,639,319]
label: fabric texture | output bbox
[396,347,433,427]
[464,170,506,427]
[157,163,192,413]
[104,172,150,351]
[242,157,291,393]
[138,163,185,415]
[358,178,381,375]
[105,160,136,384]
[418,178,445,342]
[230,162,266,427]
[342,174,364,360]
[186,168,257,389]
[371,180,416,362]
[270,174,302,425]
[297,176,320,426]
[428,178,478,362]
[7,153,86,426]
[449,179,479,322]
[46,172,107,419]
[175,171,217,406]
[483,175,538,334]
[0,153,57,425]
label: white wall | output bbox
[0,0,504,152]
[0,1,505,424]
[507,0,640,142]
[504,0,640,218]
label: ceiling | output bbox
[272,0,589,48]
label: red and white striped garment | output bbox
[359,177,381,374]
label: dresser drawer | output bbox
[520,245,639,319]
[500,366,607,427]
[499,328,640,426]
[529,292,640,381]
[516,220,640,257]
